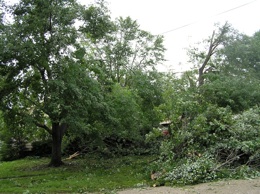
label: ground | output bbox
[117,178,260,194]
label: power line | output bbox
[160,0,258,35]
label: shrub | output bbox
[0,138,27,161]
[31,140,52,157]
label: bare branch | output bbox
[198,23,230,87]
[211,153,245,172]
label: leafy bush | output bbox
[201,76,260,112]
[31,140,52,157]
[0,138,27,161]
[0,118,28,161]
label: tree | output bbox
[84,16,166,136]
[188,22,232,87]
[199,30,260,112]
[0,0,111,166]
[129,70,164,133]
[220,30,260,79]
[86,16,165,87]
[157,71,201,127]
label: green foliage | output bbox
[1,2,259,189]
[191,105,233,146]
[146,26,260,185]
[107,84,142,139]
[164,154,217,185]
[80,0,113,41]
[31,140,52,157]
[145,127,163,142]
[0,138,25,161]
[100,84,145,155]
[129,70,164,134]
[0,0,113,165]
[201,75,260,112]
[212,107,260,166]
[86,16,165,86]
[0,113,28,161]
[0,0,166,163]
[221,30,260,79]
[150,106,260,184]
[157,71,200,122]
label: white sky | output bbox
[105,0,260,72]
[6,0,260,72]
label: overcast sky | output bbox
[7,0,260,72]
[105,0,260,72]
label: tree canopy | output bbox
[0,0,113,166]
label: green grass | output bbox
[0,155,154,193]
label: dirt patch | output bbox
[117,178,260,194]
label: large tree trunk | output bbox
[49,123,67,167]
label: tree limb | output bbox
[198,22,230,87]
[35,122,52,134]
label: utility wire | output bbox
[160,0,258,34]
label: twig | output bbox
[211,153,245,172]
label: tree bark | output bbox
[49,123,67,167]
[198,31,216,87]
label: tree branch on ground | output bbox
[211,152,245,172]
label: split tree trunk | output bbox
[197,22,230,87]
[198,31,216,87]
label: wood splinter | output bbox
[65,151,80,160]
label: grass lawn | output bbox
[0,155,154,193]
